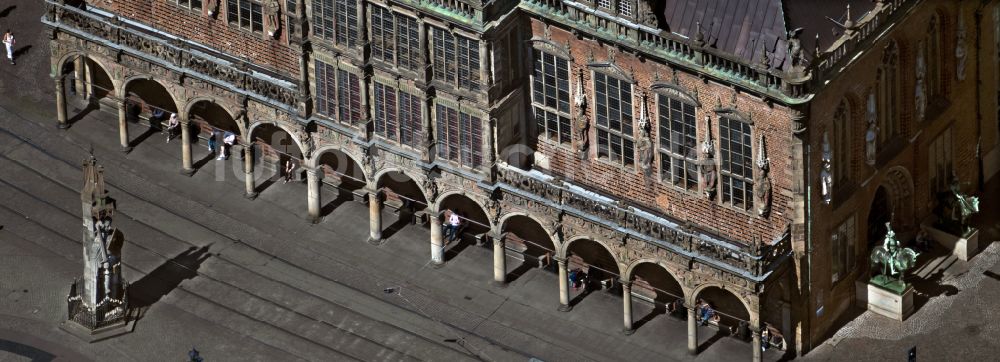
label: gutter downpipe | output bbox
[804,143,813,353]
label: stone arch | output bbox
[310,145,368,186]
[120,76,181,127]
[691,283,755,325]
[559,235,624,283]
[880,165,915,230]
[184,97,243,127]
[374,168,429,210]
[624,259,686,304]
[184,98,244,143]
[247,121,306,158]
[436,191,492,235]
[498,213,559,262]
[55,51,116,100]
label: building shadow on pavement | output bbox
[443,237,475,262]
[0,338,55,362]
[128,126,159,149]
[129,245,212,318]
[320,192,351,217]
[505,259,536,283]
[696,328,728,353]
[65,101,98,127]
[632,305,665,330]
[381,213,412,240]
[191,152,215,172]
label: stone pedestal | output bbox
[865,281,914,321]
[923,224,979,261]
[60,316,135,343]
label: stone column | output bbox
[84,60,93,101]
[751,324,762,362]
[307,167,322,223]
[430,208,444,266]
[622,279,634,335]
[180,117,194,176]
[117,98,132,153]
[687,305,698,355]
[73,56,85,97]
[244,144,258,199]
[367,188,382,243]
[557,258,572,312]
[55,77,69,129]
[491,232,506,287]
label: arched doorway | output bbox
[55,54,114,128]
[626,262,684,330]
[315,148,367,208]
[437,194,491,260]
[186,100,240,168]
[693,286,752,338]
[248,124,301,195]
[867,186,891,252]
[499,215,558,282]
[375,171,428,237]
[121,78,178,149]
[564,238,622,304]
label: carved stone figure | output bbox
[296,124,314,160]
[265,0,281,38]
[915,42,927,122]
[423,176,439,202]
[935,177,981,236]
[573,70,589,160]
[699,116,717,199]
[787,28,805,70]
[865,92,878,165]
[754,134,771,217]
[637,0,659,28]
[955,13,967,81]
[205,0,219,16]
[820,131,833,204]
[636,93,653,177]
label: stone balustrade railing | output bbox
[812,0,914,81]
[45,1,299,109]
[497,164,792,279]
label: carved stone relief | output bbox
[955,11,967,81]
[914,41,927,122]
[754,134,771,218]
[865,92,878,166]
[700,115,717,199]
[573,69,589,160]
[636,92,654,178]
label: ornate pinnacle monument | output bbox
[62,156,132,341]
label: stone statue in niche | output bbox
[955,13,968,81]
[915,41,927,122]
[754,134,771,217]
[573,70,589,160]
[787,28,805,70]
[820,131,833,205]
[205,0,219,16]
[865,92,878,166]
[265,0,281,38]
[637,0,659,28]
[636,93,654,177]
[700,116,717,199]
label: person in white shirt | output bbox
[219,131,236,160]
[446,211,461,242]
[2,30,14,65]
[165,113,179,143]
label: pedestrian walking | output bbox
[220,131,236,160]
[447,211,461,242]
[3,30,14,65]
[283,158,295,183]
[165,113,179,142]
[568,268,580,291]
[207,131,218,155]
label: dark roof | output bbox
[662,0,876,71]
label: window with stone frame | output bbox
[831,215,857,284]
[311,0,358,46]
[596,0,612,10]
[877,41,900,145]
[531,50,571,144]
[617,0,632,17]
[374,82,423,146]
[436,104,483,168]
[370,7,420,71]
[432,28,480,91]
[594,72,634,166]
[719,116,753,210]
[925,14,943,99]
[833,101,851,185]
[227,0,263,32]
[336,69,362,123]
[657,94,697,190]
[177,0,203,11]
[928,126,953,194]
[285,1,298,35]
[313,60,362,124]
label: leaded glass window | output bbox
[432,28,480,91]
[594,72,634,166]
[532,50,571,144]
[436,104,483,168]
[720,117,753,209]
[658,95,697,190]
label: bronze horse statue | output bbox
[870,222,919,282]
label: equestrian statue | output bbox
[869,222,919,291]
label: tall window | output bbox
[370,7,420,70]
[928,127,953,194]
[436,104,483,168]
[720,117,753,210]
[833,101,851,184]
[337,69,362,123]
[374,83,423,145]
[594,72,634,166]
[658,95,697,190]
[227,0,263,32]
[878,42,900,145]
[617,0,632,17]
[314,61,361,124]
[432,29,480,91]
[531,51,571,144]
[177,0,203,11]
[831,215,857,284]
[311,0,358,46]
[926,14,943,98]
[597,0,611,9]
